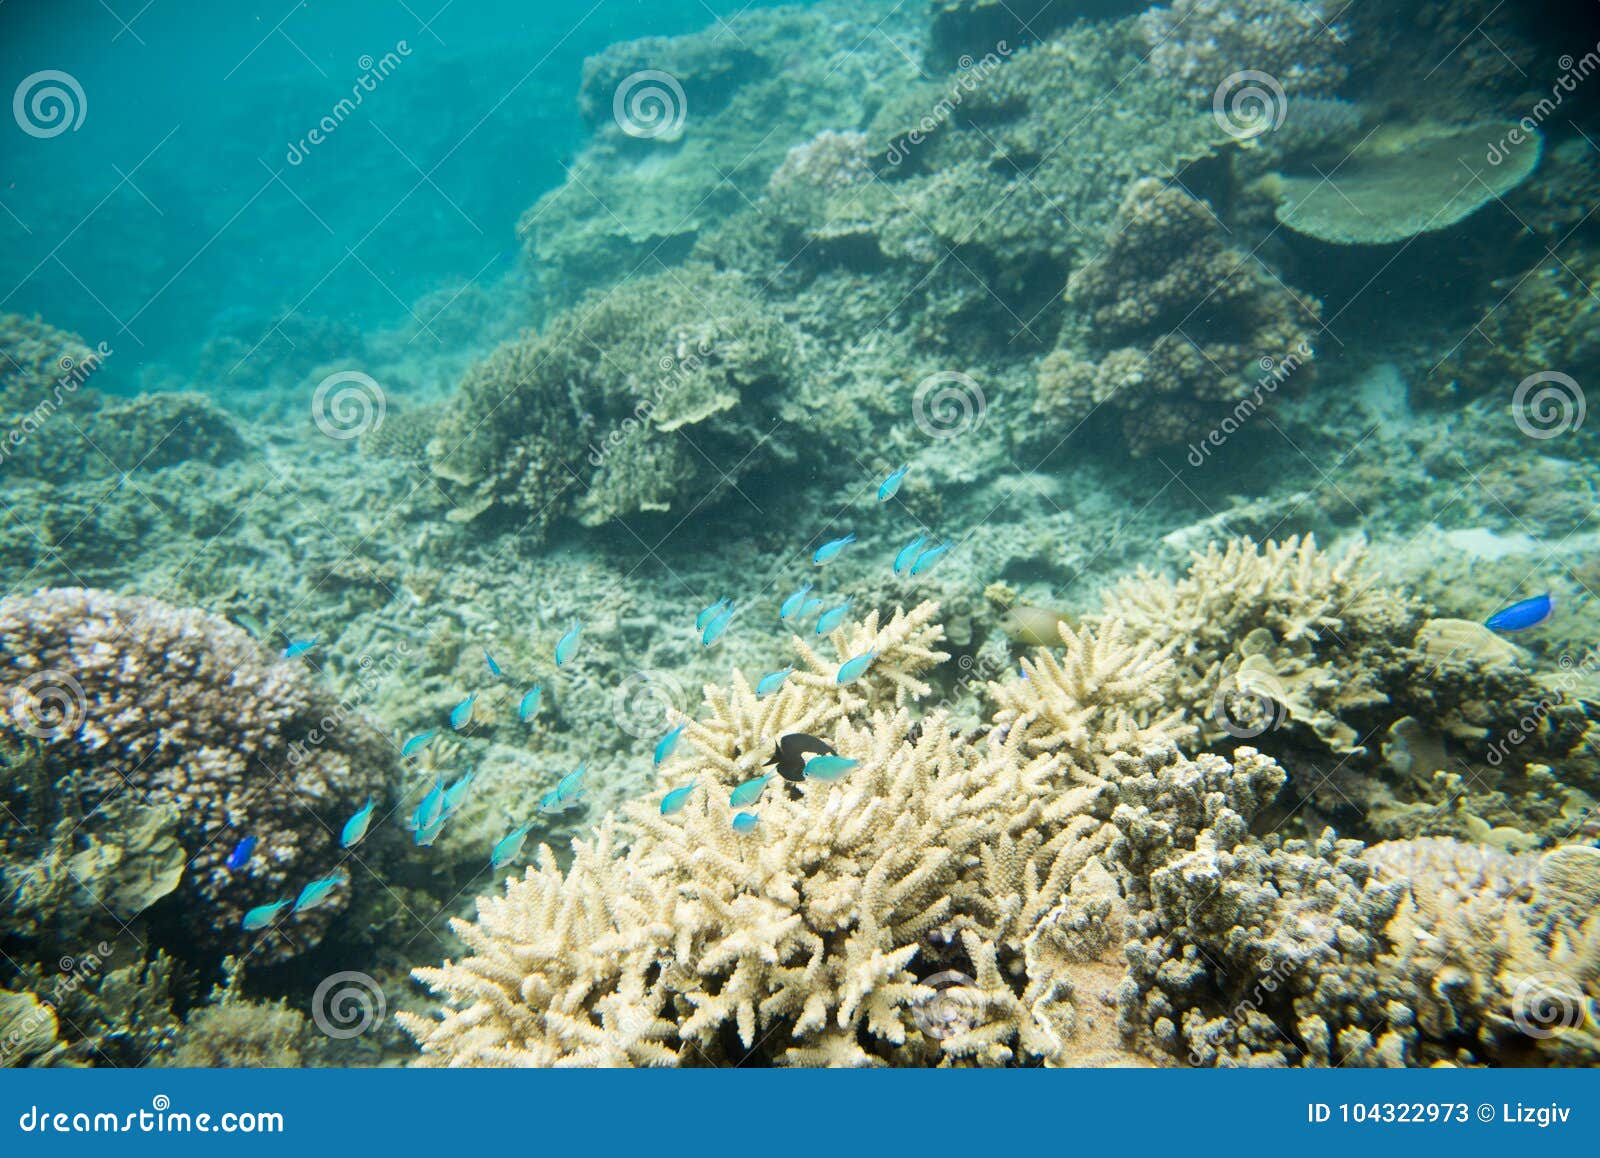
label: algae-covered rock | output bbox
[1273,121,1542,244]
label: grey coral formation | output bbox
[0,588,395,957]
[1035,178,1322,455]
[1139,0,1351,100]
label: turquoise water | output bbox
[3,0,1600,1069]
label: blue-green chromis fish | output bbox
[401,730,437,759]
[836,652,875,685]
[414,814,446,847]
[410,776,445,832]
[490,822,535,869]
[450,694,477,731]
[702,604,735,646]
[484,649,503,677]
[282,640,316,659]
[779,583,812,620]
[660,784,694,815]
[909,542,952,575]
[813,533,856,564]
[729,773,772,808]
[241,899,291,931]
[731,812,760,834]
[798,596,824,618]
[442,771,477,818]
[756,667,793,697]
[877,464,909,502]
[654,723,687,766]
[555,621,582,667]
[518,685,543,723]
[293,874,346,914]
[893,534,928,575]
[340,797,375,849]
[695,597,730,632]
[803,754,859,781]
[540,764,587,813]
[815,600,853,635]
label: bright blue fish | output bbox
[410,776,446,833]
[490,822,535,869]
[540,764,587,814]
[729,773,772,808]
[441,772,477,818]
[654,723,687,767]
[225,836,256,871]
[798,597,824,618]
[340,798,375,849]
[696,598,731,632]
[484,649,503,678]
[813,534,856,565]
[555,621,582,667]
[815,599,853,635]
[836,652,876,685]
[702,604,735,646]
[756,667,793,697]
[731,812,760,834]
[241,899,290,932]
[282,640,316,659]
[877,464,909,502]
[450,694,477,731]
[803,754,859,782]
[909,542,952,575]
[293,874,346,914]
[401,730,437,759]
[1485,593,1553,632]
[414,814,446,847]
[893,534,928,575]
[660,785,694,815]
[779,583,812,621]
[518,685,543,724]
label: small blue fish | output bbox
[555,621,582,667]
[1485,593,1553,632]
[340,798,375,849]
[877,464,909,502]
[798,597,824,618]
[414,814,446,847]
[893,535,928,575]
[225,836,256,871]
[696,598,731,632]
[518,685,543,724]
[401,730,437,759]
[241,899,290,932]
[756,667,794,697]
[660,785,694,815]
[450,694,477,731]
[655,723,687,767]
[803,754,859,781]
[909,542,952,576]
[293,874,346,914]
[729,773,772,808]
[731,812,760,834]
[490,822,535,869]
[484,649,504,678]
[702,604,735,647]
[836,651,876,685]
[410,776,446,833]
[814,534,856,565]
[441,772,477,818]
[540,764,587,814]
[815,599,853,635]
[282,640,317,659]
[779,583,812,621]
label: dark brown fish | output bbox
[765,732,836,782]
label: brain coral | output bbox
[0,589,395,958]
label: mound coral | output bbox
[1139,0,1350,100]
[1034,178,1322,455]
[0,588,395,958]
